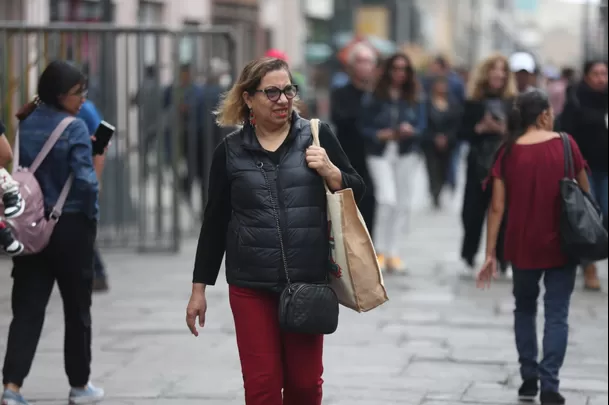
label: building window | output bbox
[179,21,200,65]
[138,1,163,66]
[50,0,115,22]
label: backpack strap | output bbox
[14,116,76,220]
[30,116,76,173]
[49,172,74,220]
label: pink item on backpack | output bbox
[1,117,75,255]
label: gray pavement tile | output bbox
[561,377,609,393]
[403,360,510,384]
[1,199,607,403]
[588,395,609,405]
[463,382,590,404]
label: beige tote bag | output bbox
[310,119,388,312]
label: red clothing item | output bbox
[491,135,586,270]
[229,285,324,405]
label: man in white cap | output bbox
[509,51,537,93]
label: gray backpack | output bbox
[2,117,75,255]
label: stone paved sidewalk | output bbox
[0,197,607,405]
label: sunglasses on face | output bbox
[253,85,298,102]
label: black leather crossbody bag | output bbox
[257,161,339,335]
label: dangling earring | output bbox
[249,109,256,126]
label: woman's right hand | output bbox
[476,255,497,289]
[186,286,207,337]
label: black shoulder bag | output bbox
[257,162,339,335]
[559,132,608,262]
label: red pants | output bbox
[229,285,324,405]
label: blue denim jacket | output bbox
[359,93,427,156]
[18,105,99,220]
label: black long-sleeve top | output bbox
[457,98,511,145]
[192,122,365,285]
[561,81,608,171]
[422,99,462,149]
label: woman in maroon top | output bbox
[477,89,590,405]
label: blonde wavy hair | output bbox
[215,57,294,127]
[467,53,517,101]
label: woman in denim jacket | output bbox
[1,61,103,405]
[359,53,426,273]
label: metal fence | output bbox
[0,23,237,253]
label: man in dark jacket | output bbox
[330,42,378,236]
[561,60,608,291]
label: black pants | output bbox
[359,187,376,239]
[93,247,105,279]
[351,158,376,239]
[2,214,96,388]
[461,162,506,266]
[423,147,451,206]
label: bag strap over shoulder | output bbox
[309,118,331,194]
[559,132,575,180]
[13,116,76,219]
[14,116,77,172]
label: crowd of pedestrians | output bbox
[326,44,607,405]
[330,44,608,290]
[0,43,606,405]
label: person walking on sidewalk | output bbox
[560,59,608,291]
[185,57,364,405]
[421,76,462,209]
[331,42,378,237]
[478,89,589,405]
[458,54,516,275]
[359,52,426,273]
[1,61,103,405]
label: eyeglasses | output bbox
[253,85,298,102]
[69,89,88,98]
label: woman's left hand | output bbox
[306,145,339,179]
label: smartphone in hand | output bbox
[92,121,115,155]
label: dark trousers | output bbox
[423,147,451,205]
[358,186,376,240]
[447,142,463,190]
[588,170,608,219]
[2,214,97,388]
[93,247,105,279]
[461,162,506,266]
[513,266,576,392]
[348,155,376,240]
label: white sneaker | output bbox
[1,389,30,405]
[68,383,104,404]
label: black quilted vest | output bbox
[224,115,329,292]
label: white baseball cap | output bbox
[509,52,536,73]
